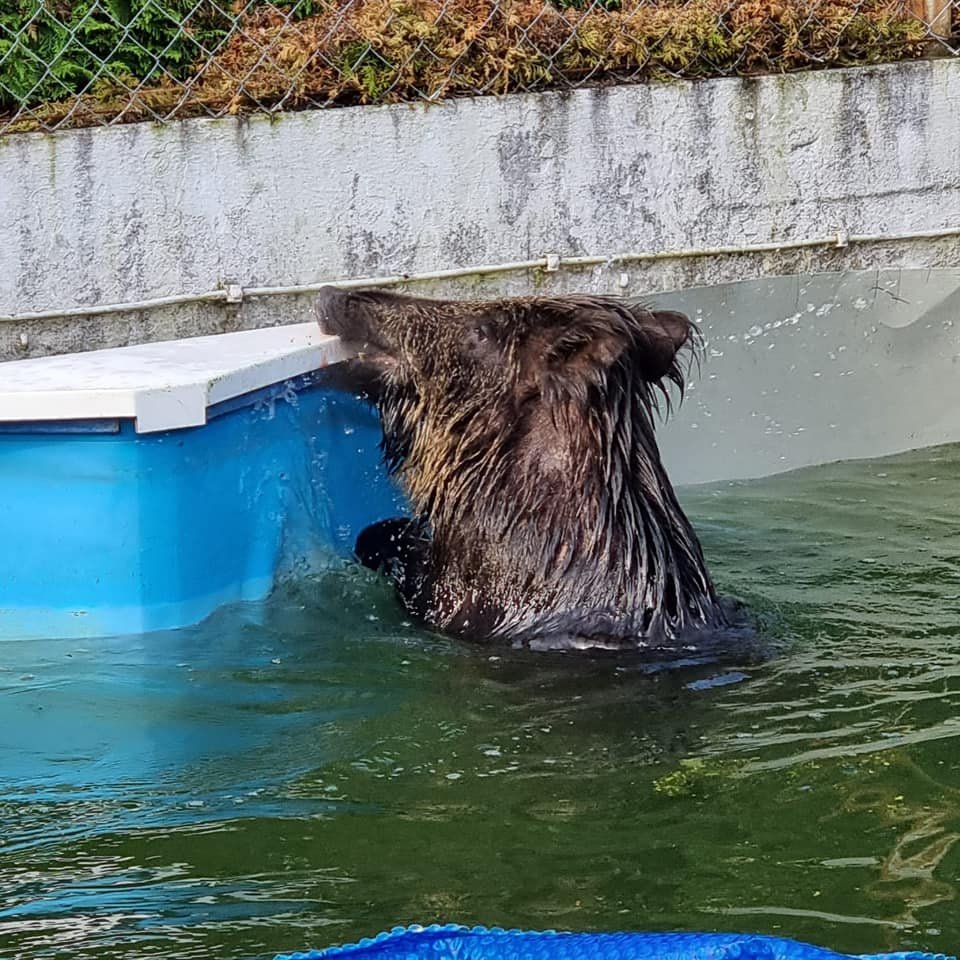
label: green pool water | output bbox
[2,443,959,960]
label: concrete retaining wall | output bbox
[2,58,960,360]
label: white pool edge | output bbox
[0,323,352,433]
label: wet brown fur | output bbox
[316,286,731,652]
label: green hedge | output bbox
[0,0,946,130]
[0,1,221,110]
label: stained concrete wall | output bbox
[2,58,960,361]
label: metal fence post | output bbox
[910,0,954,38]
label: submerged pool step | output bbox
[0,326,404,641]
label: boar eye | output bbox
[465,322,496,355]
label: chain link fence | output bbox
[1,0,957,136]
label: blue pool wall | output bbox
[0,376,406,641]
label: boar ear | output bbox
[525,299,633,405]
[539,299,693,383]
[629,307,696,385]
[539,299,631,374]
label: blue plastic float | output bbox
[274,925,955,960]
[0,324,404,640]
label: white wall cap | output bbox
[0,323,352,433]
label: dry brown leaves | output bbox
[2,0,934,132]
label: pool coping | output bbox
[0,323,352,433]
